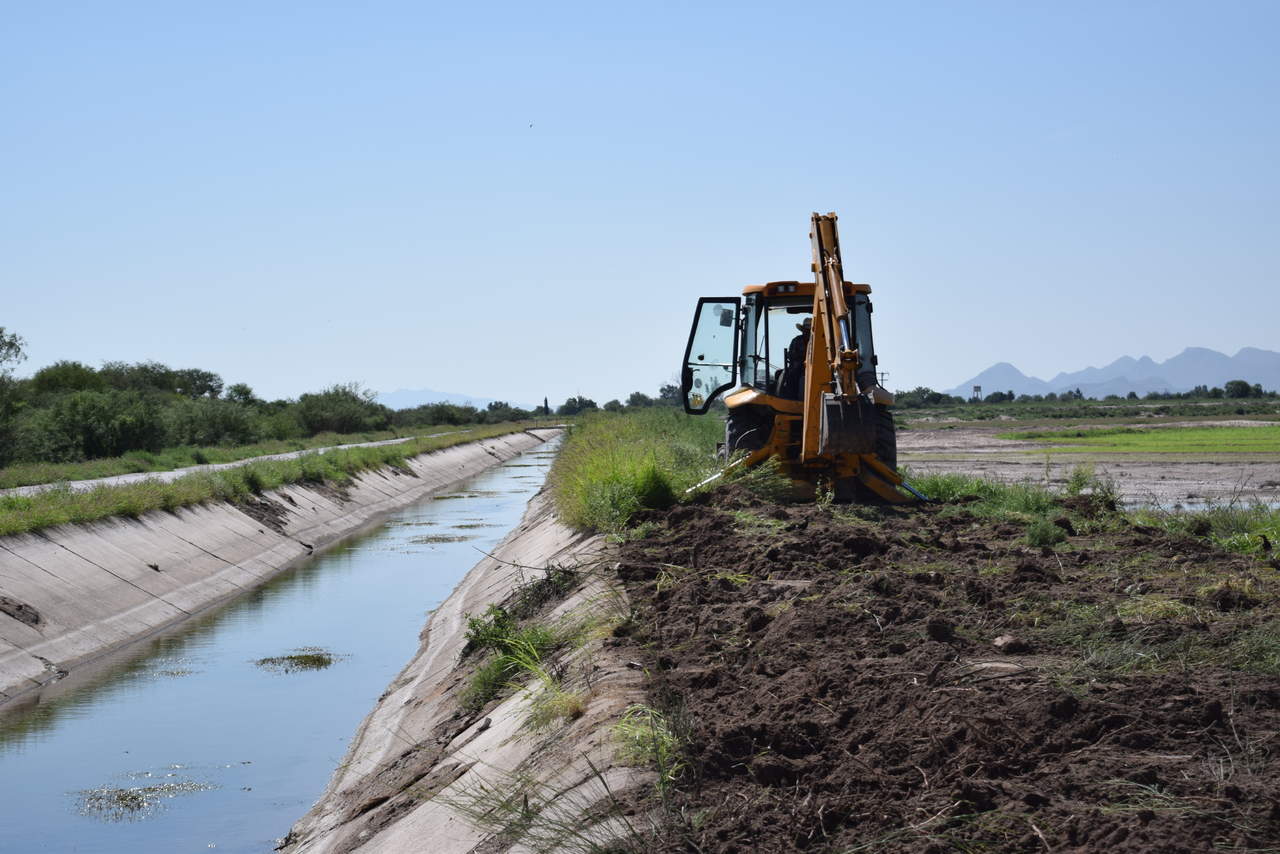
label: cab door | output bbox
[681,297,740,414]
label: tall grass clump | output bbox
[549,410,722,533]
[1132,499,1280,556]
[613,704,685,791]
[459,604,563,715]
[903,469,1057,520]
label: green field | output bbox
[1000,424,1280,454]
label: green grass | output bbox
[899,397,1280,425]
[999,424,1280,454]
[1025,518,1067,547]
[0,423,532,537]
[459,604,561,714]
[549,409,723,533]
[902,469,1058,520]
[0,426,493,490]
[1131,500,1280,556]
[613,704,685,790]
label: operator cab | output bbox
[681,280,877,413]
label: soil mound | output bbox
[616,495,1280,852]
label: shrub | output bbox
[35,390,168,460]
[165,398,260,446]
[295,384,391,434]
[256,408,306,440]
[1026,519,1067,547]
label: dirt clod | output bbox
[992,633,1029,652]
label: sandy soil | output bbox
[898,424,1280,506]
[615,486,1280,852]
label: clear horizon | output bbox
[6,2,1278,404]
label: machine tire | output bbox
[874,405,898,472]
[725,406,772,456]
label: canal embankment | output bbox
[0,429,559,707]
[279,489,652,854]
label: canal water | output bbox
[0,438,559,853]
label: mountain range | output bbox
[946,347,1280,399]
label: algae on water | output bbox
[253,646,346,674]
[76,778,217,822]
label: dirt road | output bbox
[899,423,1280,506]
[0,433,465,498]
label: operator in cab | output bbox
[780,316,811,400]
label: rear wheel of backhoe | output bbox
[874,405,898,472]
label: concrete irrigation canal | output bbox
[0,432,563,852]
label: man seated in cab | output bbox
[780,316,810,400]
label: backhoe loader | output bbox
[679,212,923,503]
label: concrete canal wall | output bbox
[0,429,558,706]
[280,491,650,854]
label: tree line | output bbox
[894,382,1277,408]
[0,328,541,467]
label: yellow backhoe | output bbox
[679,212,925,503]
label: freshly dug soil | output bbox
[614,486,1280,852]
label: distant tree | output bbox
[483,400,531,423]
[1224,379,1258,399]
[32,390,168,460]
[626,391,655,407]
[296,383,391,434]
[0,328,23,370]
[1126,390,1138,400]
[172,368,223,398]
[392,401,480,427]
[983,390,1013,404]
[603,399,623,412]
[657,384,681,406]
[31,360,105,395]
[225,383,259,406]
[556,396,598,416]
[542,396,550,416]
[99,360,178,393]
[165,398,259,446]
[1208,387,1224,399]
[0,328,26,465]
[893,386,963,408]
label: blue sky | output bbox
[4,1,1277,405]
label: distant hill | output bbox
[946,347,1280,399]
[375,388,538,412]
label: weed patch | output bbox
[613,704,684,791]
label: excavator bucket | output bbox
[818,394,878,456]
